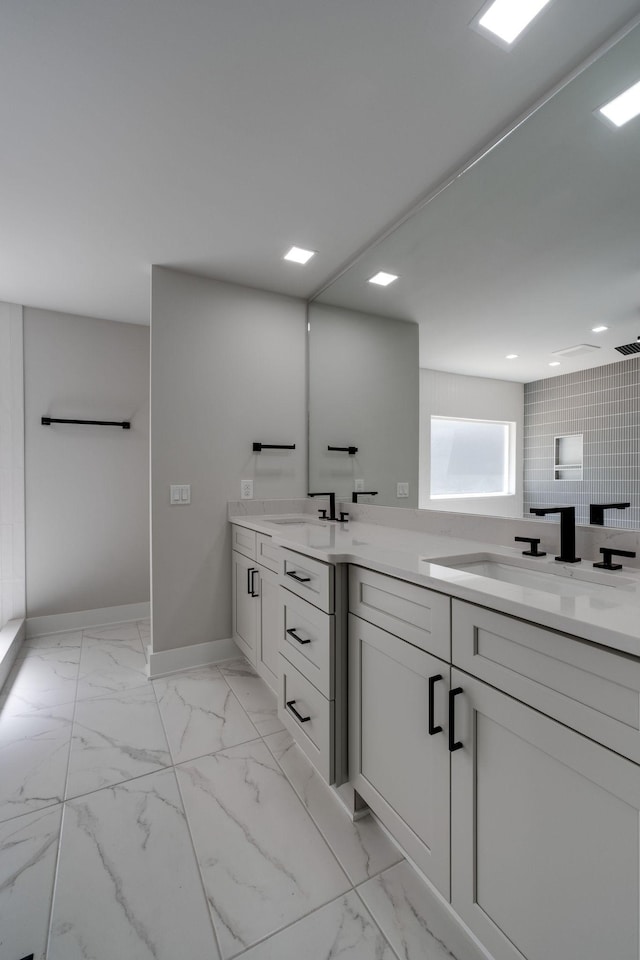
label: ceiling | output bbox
[2,0,640,325]
[316,18,640,382]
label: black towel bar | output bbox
[327,445,358,455]
[252,442,296,452]
[42,417,130,429]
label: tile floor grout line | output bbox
[170,734,263,771]
[352,884,404,960]
[225,889,365,960]
[44,802,68,959]
[44,628,84,960]
[0,796,64,827]
[150,664,264,764]
[252,729,353,893]
[150,675,225,960]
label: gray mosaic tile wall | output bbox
[523,355,640,528]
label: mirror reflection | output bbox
[309,22,640,527]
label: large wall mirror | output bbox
[308,20,640,528]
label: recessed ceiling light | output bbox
[368,271,398,287]
[599,79,640,128]
[592,325,608,333]
[284,246,316,265]
[549,361,561,367]
[475,0,553,45]
[505,354,518,360]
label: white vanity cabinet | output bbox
[348,566,452,896]
[451,667,640,960]
[231,548,258,665]
[348,569,640,960]
[277,547,346,785]
[230,516,640,960]
[349,614,451,896]
[231,525,281,690]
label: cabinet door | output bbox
[349,614,451,898]
[451,669,640,960]
[232,550,258,666]
[257,565,279,692]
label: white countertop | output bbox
[230,514,640,658]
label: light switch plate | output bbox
[170,484,191,504]
[240,479,254,499]
[397,482,409,498]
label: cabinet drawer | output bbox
[452,600,640,765]
[279,655,334,783]
[279,588,334,698]
[281,548,334,613]
[231,524,256,561]
[256,533,281,574]
[349,566,450,662]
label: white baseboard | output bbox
[0,618,26,690]
[148,637,240,679]
[26,602,150,638]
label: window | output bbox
[430,416,515,498]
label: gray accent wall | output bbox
[523,356,640,528]
[309,303,419,508]
[24,308,150,617]
[0,301,25,628]
[151,267,307,654]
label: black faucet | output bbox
[589,502,631,525]
[352,491,378,503]
[529,506,580,563]
[593,547,636,571]
[308,491,336,521]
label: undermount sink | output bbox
[425,552,636,598]
[265,515,328,527]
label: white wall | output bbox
[309,303,419,507]
[151,267,307,654]
[0,301,25,627]
[420,368,524,517]
[24,308,150,617]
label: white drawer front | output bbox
[256,533,281,574]
[279,588,334,698]
[452,600,640,765]
[281,549,334,613]
[349,566,450,662]
[279,655,334,783]
[231,524,257,561]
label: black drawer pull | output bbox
[286,570,312,583]
[286,699,311,723]
[247,567,257,595]
[287,627,311,645]
[428,674,443,735]
[449,687,464,752]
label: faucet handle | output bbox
[593,548,636,571]
[318,509,327,520]
[514,536,546,557]
[339,511,349,522]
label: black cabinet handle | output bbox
[428,674,443,735]
[286,627,311,645]
[247,567,256,595]
[286,699,311,723]
[250,569,259,597]
[449,687,464,752]
[286,570,312,583]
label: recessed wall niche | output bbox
[554,434,583,481]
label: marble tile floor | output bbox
[0,620,486,960]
